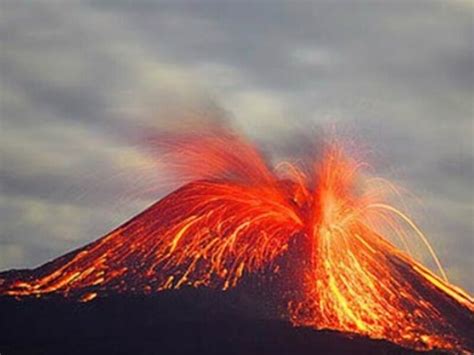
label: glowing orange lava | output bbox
[288,147,473,352]
[1,130,473,353]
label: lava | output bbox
[0,130,473,353]
[288,147,473,352]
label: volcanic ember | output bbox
[1,130,473,353]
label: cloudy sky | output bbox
[1,1,473,292]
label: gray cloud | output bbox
[1,1,472,292]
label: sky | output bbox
[0,1,473,292]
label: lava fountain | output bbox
[0,129,472,353]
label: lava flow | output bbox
[0,130,473,353]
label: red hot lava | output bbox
[1,130,473,352]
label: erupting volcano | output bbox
[1,129,473,353]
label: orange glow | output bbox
[288,147,473,352]
[1,131,472,352]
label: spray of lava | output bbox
[288,146,473,352]
[1,129,473,352]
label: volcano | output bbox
[1,131,473,354]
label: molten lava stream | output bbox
[289,147,474,353]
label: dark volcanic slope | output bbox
[0,180,472,353]
[0,290,444,355]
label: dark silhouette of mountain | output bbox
[0,289,448,355]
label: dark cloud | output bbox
[1,1,472,292]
